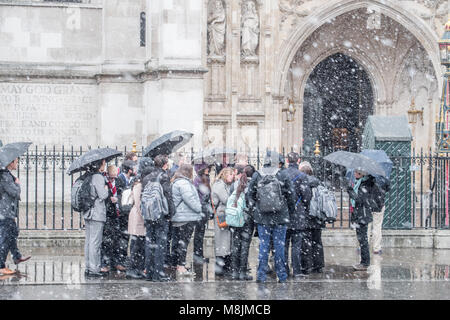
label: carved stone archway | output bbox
[273,0,440,152]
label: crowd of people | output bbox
[0,149,387,283]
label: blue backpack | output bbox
[225,190,246,227]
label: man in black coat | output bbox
[347,170,382,271]
[284,152,311,276]
[0,158,31,275]
[102,165,127,272]
[142,154,175,281]
[247,151,296,283]
[297,162,325,275]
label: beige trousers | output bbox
[369,206,385,252]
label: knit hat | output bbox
[194,162,209,175]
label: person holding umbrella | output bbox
[68,147,122,277]
[324,150,386,271]
[83,159,110,277]
[0,143,32,275]
[346,170,382,271]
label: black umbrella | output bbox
[67,148,122,175]
[143,130,193,158]
[0,142,32,170]
[323,151,386,178]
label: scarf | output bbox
[350,175,369,208]
[107,178,119,216]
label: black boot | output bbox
[239,270,253,281]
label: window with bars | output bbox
[140,12,146,47]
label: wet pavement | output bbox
[0,246,449,300]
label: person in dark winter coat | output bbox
[142,154,175,282]
[101,165,127,272]
[284,152,308,276]
[0,158,31,276]
[247,151,296,283]
[193,163,213,264]
[298,161,325,275]
[347,170,382,271]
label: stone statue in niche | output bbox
[208,0,226,57]
[241,0,259,58]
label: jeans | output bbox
[355,223,370,266]
[129,235,145,272]
[172,222,195,267]
[300,229,324,273]
[0,218,21,269]
[256,224,288,282]
[230,219,254,274]
[145,218,169,280]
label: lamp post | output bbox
[407,98,424,126]
[437,21,450,152]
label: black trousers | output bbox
[230,219,254,273]
[102,214,129,268]
[129,235,145,272]
[193,216,208,259]
[0,218,21,269]
[300,229,324,274]
[355,223,370,266]
[145,219,169,280]
[172,222,196,267]
[285,229,303,276]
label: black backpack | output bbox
[256,169,283,214]
[71,172,96,213]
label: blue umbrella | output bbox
[346,149,392,189]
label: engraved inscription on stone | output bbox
[0,83,98,146]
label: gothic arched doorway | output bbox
[303,53,374,155]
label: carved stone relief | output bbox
[207,0,226,57]
[241,0,260,59]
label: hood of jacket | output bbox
[307,175,320,188]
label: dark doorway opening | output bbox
[303,53,374,155]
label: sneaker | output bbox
[352,264,369,271]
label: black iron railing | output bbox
[13,146,450,231]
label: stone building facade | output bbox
[0,0,446,153]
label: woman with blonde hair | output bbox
[211,167,235,276]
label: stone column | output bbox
[142,0,206,149]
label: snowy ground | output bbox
[1,246,449,300]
